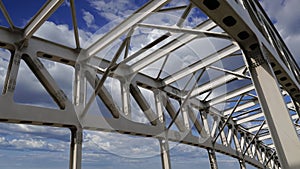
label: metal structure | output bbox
[0,0,299,169]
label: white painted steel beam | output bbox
[258,134,272,141]
[0,28,78,66]
[208,66,250,79]
[223,100,259,116]
[137,23,231,40]
[193,0,300,104]
[85,71,120,118]
[121,82,131,119]
[208,85,255,107]
[81,113,264,168]
[190,66,246,97]
[130,84,158,125]
[248,124,268,133]
[2,50,21,95]
[24,0,64,39]
[130,20,217,72]
[161,95,186,132]
[159,139,171,169]
[86,0,170,57]
[175,3,192,27]
[0,0,14,30]
[69,128,83,169]
[181,105,190,130]
[245,47,300,169]
[257,114,299,141]
[73,64,86,110]
[187,106,207,137]
[207,149,218,169]
[0,96,79,126]
[22,55,68,109]
[235,112,263,124]
[70,0,80,49]
[163,44,240,85]
[235,101,296,125]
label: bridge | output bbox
[0,0,299,168]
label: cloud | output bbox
[34,21,77,48]
[88,0,138,21]
[166,0,189,7]
[64,0,71,7]
[82,10,99,30]
[34,20,101,49]
[1,1,293,169]
[83,131,160,158]
[0,123,70,151]
[260,0,300,64]
[0,49,11,85]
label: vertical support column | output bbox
[181,105,190,130]
[239,159,246,169]
[201,111,211,136]
[207,149,218,169]
[256,146,264,164]
[274,162,280,169]
[159,139,172,169]
[244,46,300,169]
[226,126,233,146]
[220,130,228,146]
[245,136,254,158]
[240,133,246,152]
[265,154,274,169]
[155,90,171,169]
[233,130,242,153]
[2,50,21,96]
[121,80,131,119]
[70,128,83,169]
[74,63,86,113]
[154,89,165,124]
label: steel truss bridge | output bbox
[0,0,299,169]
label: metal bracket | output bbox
[246,47,267,68]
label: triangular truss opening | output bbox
[13,59,59,109]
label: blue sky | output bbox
[0,0,299,169]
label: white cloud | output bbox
[10,139,47,149]
[0,49,11,84]
[34,20,101,49]
[88,0,138,21]
[0,137,8,146]
[35,21,76,48]
[166,0,189,7]
[0,123,70,151]
[260,0,300,65]
[83,131,160,158]
[82,10,99,29]
[64,0,71,7]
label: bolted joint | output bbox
[71,128,83,145]
[245,47,268,69]
[74,131,83,145]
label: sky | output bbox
[0,0,299,169]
